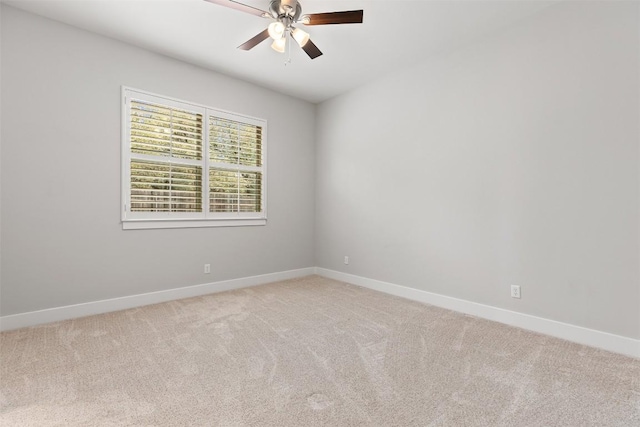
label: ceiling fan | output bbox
[204,0,364,59]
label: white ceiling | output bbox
[3,0,556,103]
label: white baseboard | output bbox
[0,267,315,332]
[315,268,640,359]
[3,266,638,359]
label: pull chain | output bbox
[285,30,292,66]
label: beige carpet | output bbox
[1,275,639,426]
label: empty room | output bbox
[1,0,638,425]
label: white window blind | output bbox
[129,100,204,213]
[209,117,263,213]
[122,88,267,229]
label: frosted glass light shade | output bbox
[268,22,285,40]
[292,28,310,47]
[271,37,286,53]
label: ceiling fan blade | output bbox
[238,29,270,50]
[203,0,270,18]
[302,10,363,25]
[299,37,323,59]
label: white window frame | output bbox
[121,87,267,230]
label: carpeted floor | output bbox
[1,275,639,426]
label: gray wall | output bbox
[315,1,640,339]
[0,6,316,315]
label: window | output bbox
[122,88,266,229]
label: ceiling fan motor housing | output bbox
[269,0,302,22]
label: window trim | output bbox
[121,87,267,230]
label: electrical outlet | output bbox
[344,256,349,265]
[204,264,211,274]
[511,285,521,299]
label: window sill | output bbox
[122,218,267,230]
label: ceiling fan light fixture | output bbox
[292,27,309,47]
[271,36,286,53]
[268,21,285,40]
[206,0,364,61]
